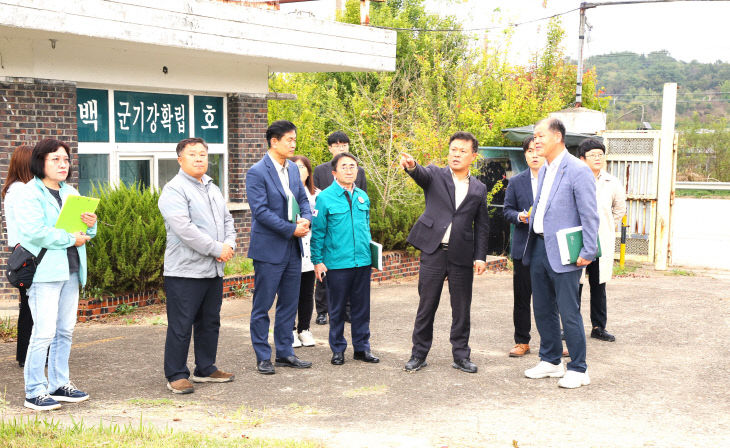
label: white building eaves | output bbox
[0,0,396,92]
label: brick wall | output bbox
[227,93,268,255]
[75,253,509,322]
[0,78,78,299]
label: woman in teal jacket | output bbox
[17,138,97,411]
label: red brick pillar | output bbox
[0,78,78,299]
[227,93,268,255]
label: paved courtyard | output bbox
[1,265,729,447]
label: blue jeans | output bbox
[24,274,79,398]
[530,237,587,372]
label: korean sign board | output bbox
[77,89,224,144]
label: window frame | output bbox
[77,87,228,196]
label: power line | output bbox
[602,92,730,97]
[371,7,580,33]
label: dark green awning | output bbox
[501,125,602,148]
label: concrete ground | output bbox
[1,265,729,447]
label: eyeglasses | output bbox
[46,156,70,165]
[584,153,605,160]
[330,143,349,150]
[337,165,358,172]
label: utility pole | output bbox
[655,83,677,270]
[575,4,589,107]
[360,0,385,26]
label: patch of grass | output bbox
[0,317,18,342]
[226,405,266,427]
[0,416,322,447]
[115,303,138,316]
[284,403,320,416]
[613,263,639,277]
[666,268,695,276]
[126,398,196,408]
[343,384,388,398]
[231,283,248,297]
[224,257,254,277]
[675,189,730,199]
[0,387,9,412]
[148,316,168,326]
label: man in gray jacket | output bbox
[158,137,237,394]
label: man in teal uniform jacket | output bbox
[310,152,380,366]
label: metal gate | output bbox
[603,130,672,263]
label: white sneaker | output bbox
[524,360,565,379]
[298,329,315,347]
[558,370,590,389]
[292,330,302,348]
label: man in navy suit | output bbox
[400,131,489,374]
[522,118,599,389]
[246,120,313,375]
[503,136,544,357]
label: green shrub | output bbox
[224,256,254,276]
[86,183,166,295]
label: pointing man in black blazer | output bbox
[400,131,489,374]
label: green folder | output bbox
[370,240,383,270]
[287,193,300,224]
[556,226,602,265]
[55,195,100,233]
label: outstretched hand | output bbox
[400,152,416,170]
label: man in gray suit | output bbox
[522,118,599,389]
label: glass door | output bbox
[119,157,152,189]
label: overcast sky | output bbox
[280,0,730,64]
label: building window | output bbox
[119,158,152,189]
[78,154,109,196]
[76,88,227,196]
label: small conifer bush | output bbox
[86,183,166,296]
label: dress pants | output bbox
[16,287,33,365]
[512,258,532,344]
[250,239,301,361]
[326,266,371,353]
[411,248,473,361]
[530,237,587,372]
[164,276,223,382]
[578,258,608,329]
[314,279,350,317]
[314,279,328,315]
[295,270,315,332]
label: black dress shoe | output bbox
[404,356,427,372]
[354,350,380,363]
[591,327,616,342]
[315,313,327,325]
[331,352,345,365]
[275,355,312,369]
[257,360,275,375]
[452,358,478,373]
